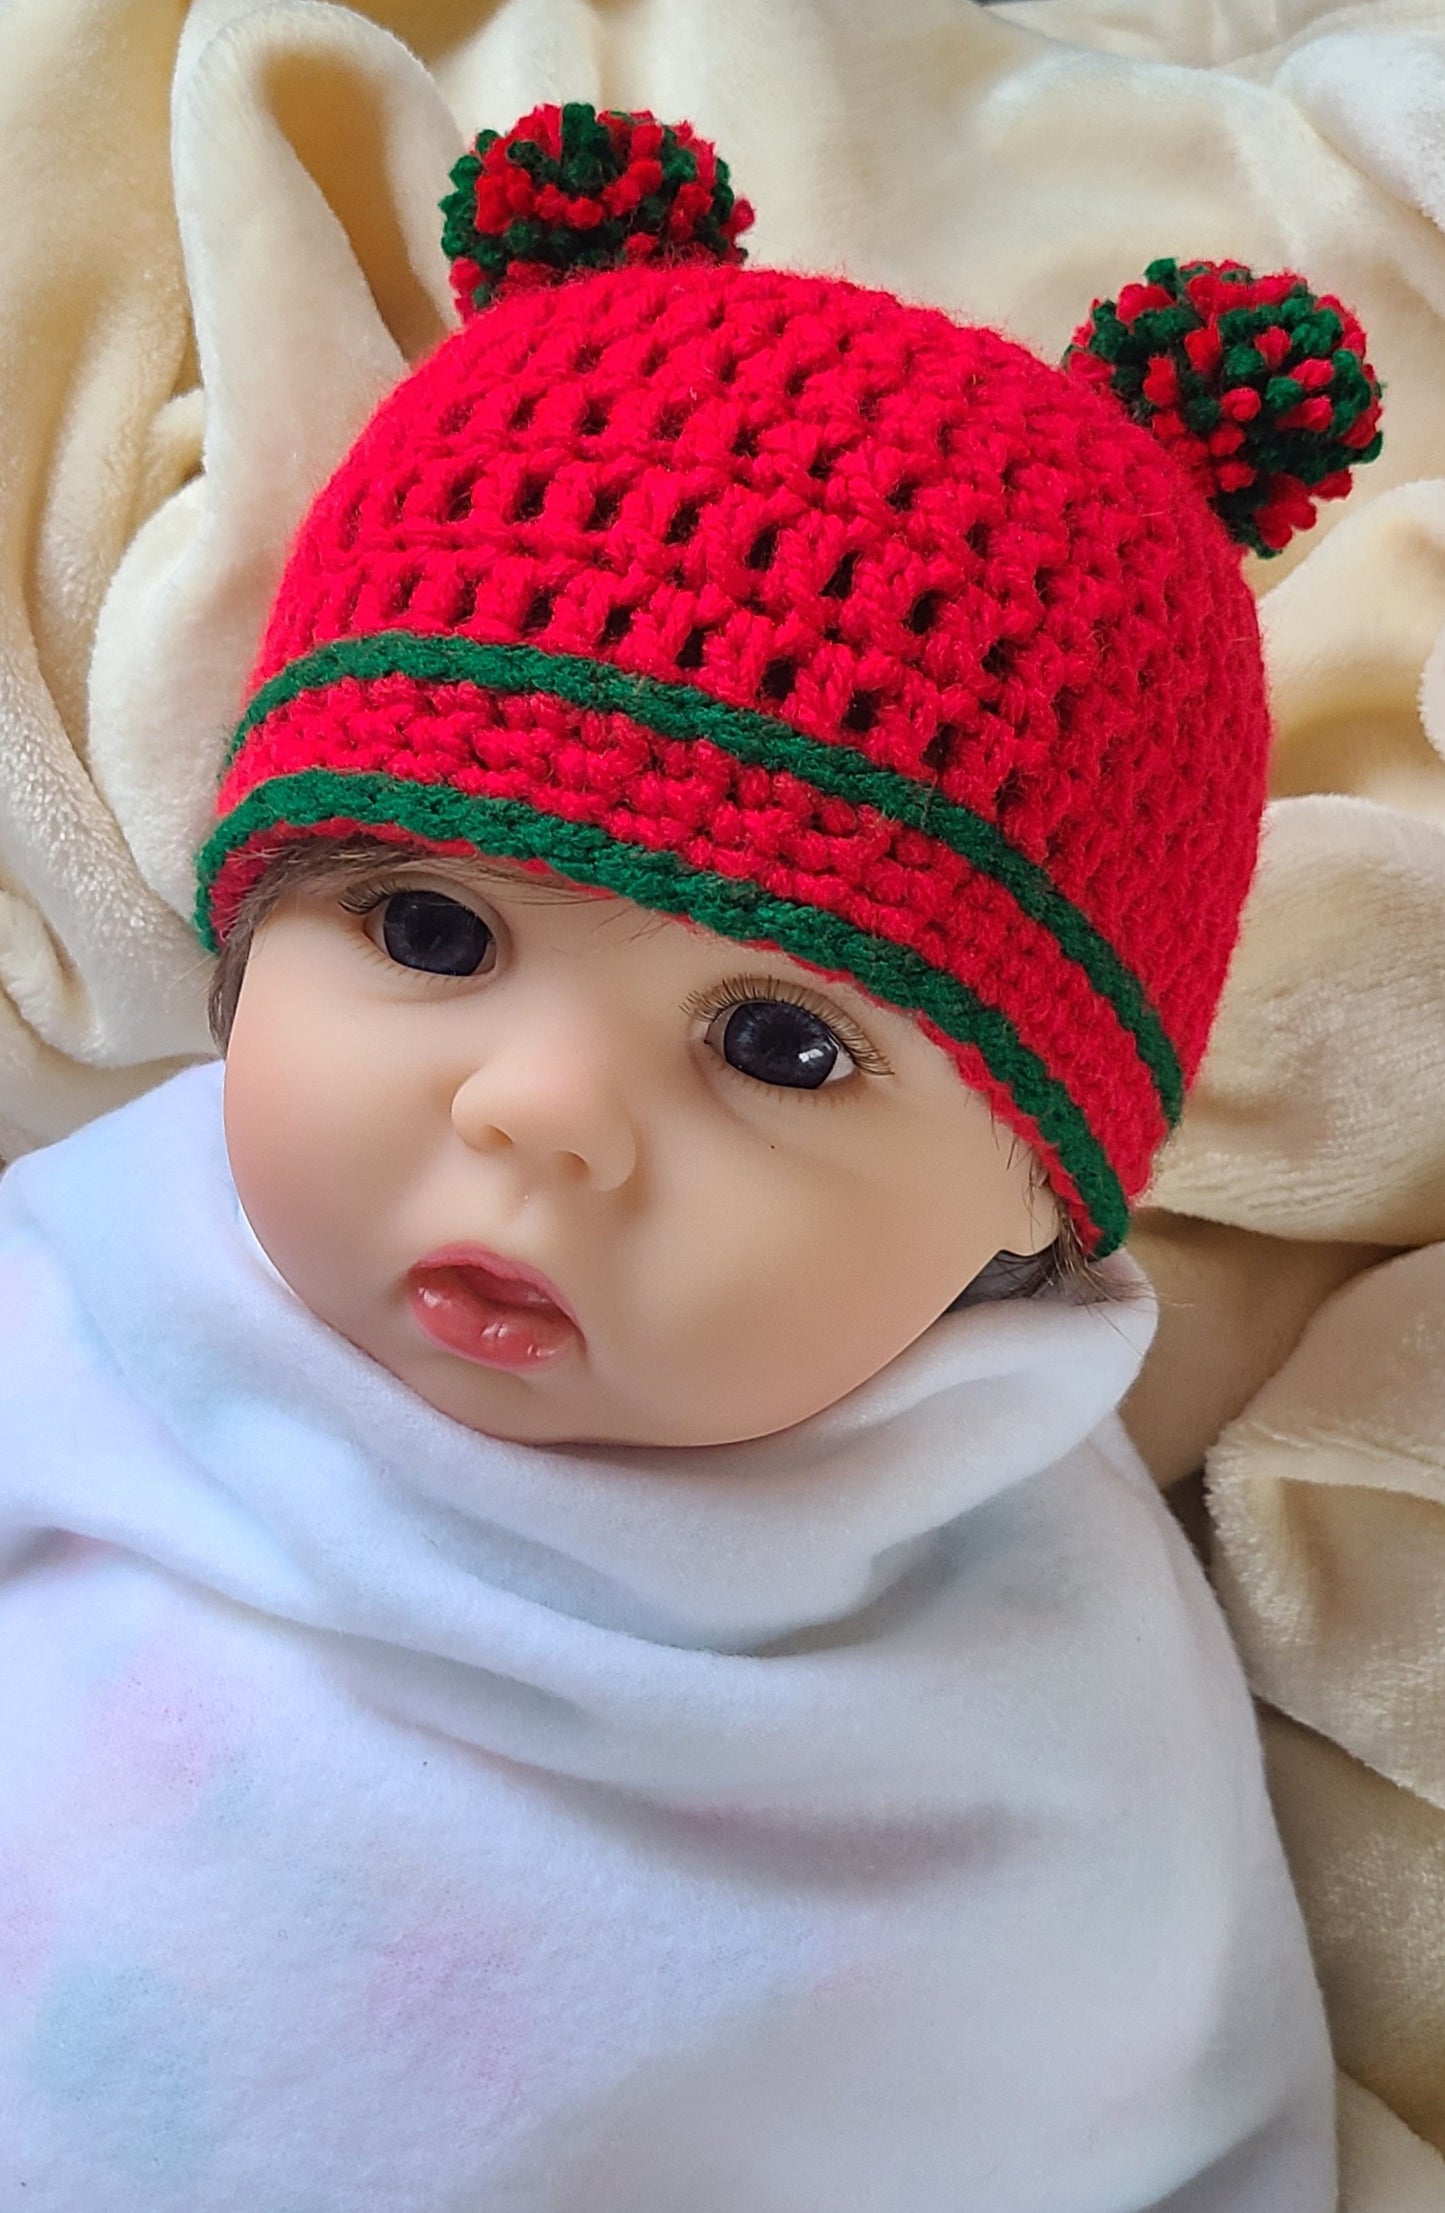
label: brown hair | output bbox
[205,836,560,1053]
[963,1165,1119,1308]
[207,835,1128,1307]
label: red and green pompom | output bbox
[1064,257,1383,556]
[439,101,754,321]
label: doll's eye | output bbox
[707,1000,856,1089]
[377,890,496,977]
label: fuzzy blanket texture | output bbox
[1,0,1443,2204]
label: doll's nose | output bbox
[448,1015,639,1193]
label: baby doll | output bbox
[0,104,1383,2212]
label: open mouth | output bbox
[406,1248,581,1372]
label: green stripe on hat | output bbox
[224,632,1184,1127]
[196,767,1132,1253]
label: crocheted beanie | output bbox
[196,103,1383,1256]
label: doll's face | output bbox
[222,850,1058,1447]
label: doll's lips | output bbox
[406,1245,582,1371]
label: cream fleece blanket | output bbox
[3,0,1445,2201]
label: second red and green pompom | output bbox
[1064,257,1383,557]
[439,101,754,322]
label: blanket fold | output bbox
[0,1063,1335,2211]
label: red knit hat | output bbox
[196,103,1383,1256]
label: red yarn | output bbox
[441,104,753,320]
[1067,256,1383,559]
[206,261,1276,1256]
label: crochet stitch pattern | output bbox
[197,110,1383,1258]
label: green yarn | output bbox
[195,768,1133,1254]
[1069,256,1384,557]
[439,104,748,315]
[439,147,485,271]
[221,632,1184,1127]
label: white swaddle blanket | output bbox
[0,1063,1332,2211]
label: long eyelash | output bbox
[682,971,893,1077]
[336,876,417,916]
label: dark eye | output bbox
[709,1000,856,1089]
[377,890,496,977]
